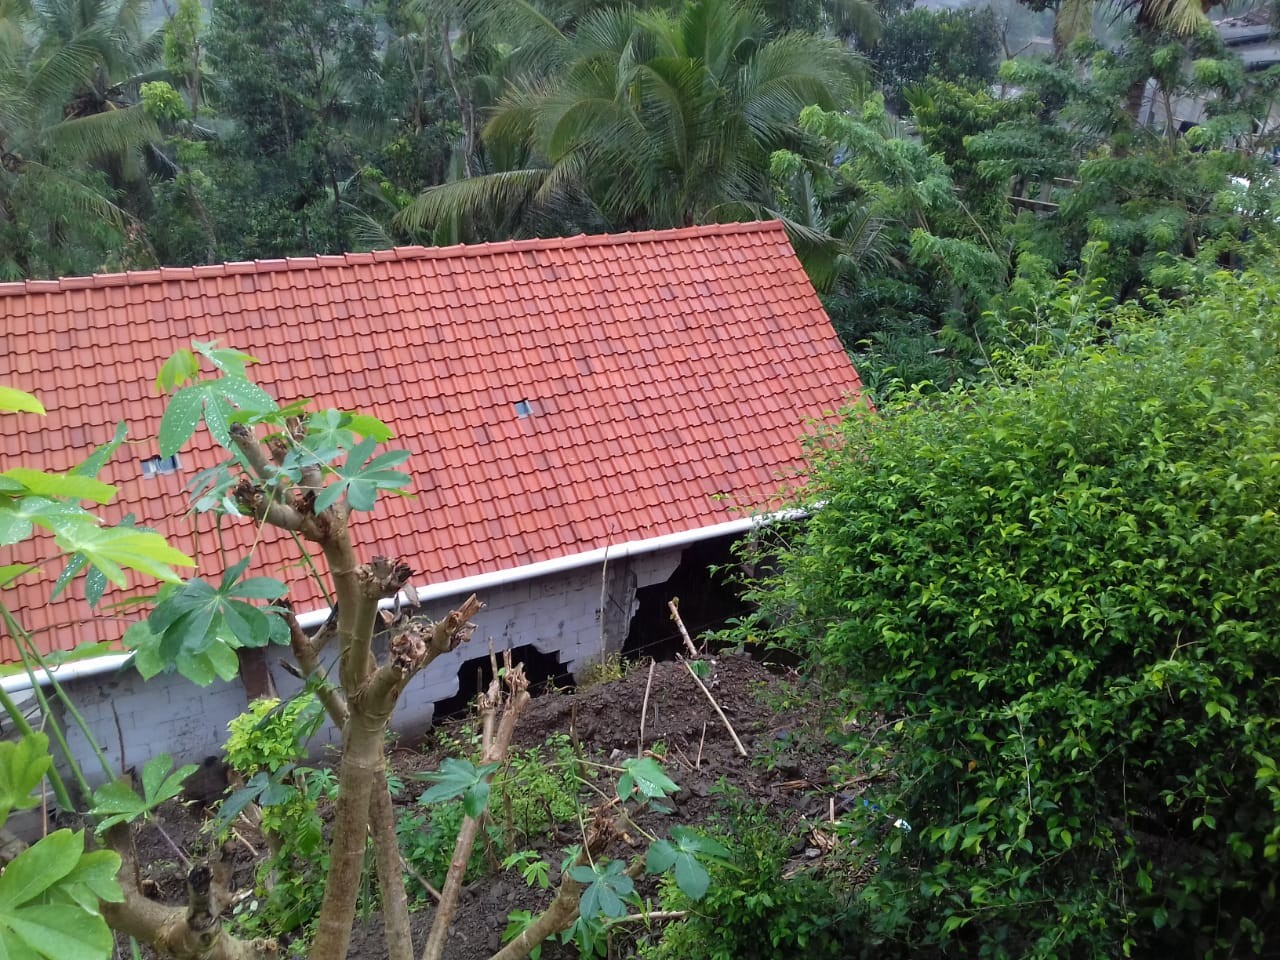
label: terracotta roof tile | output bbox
[0,221,863,660]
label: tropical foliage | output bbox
[740,262,1280,958]
[401,0,864,237]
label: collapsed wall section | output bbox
[46,547,683,782]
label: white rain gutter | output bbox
[1,653,135,695]
[296,506,809,628]
[2,506,810,695]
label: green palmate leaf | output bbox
[212,377,276,417]
[0,830,82,907]
[158,386,203,458]
[57,850,124,913]
[0,497,91,548]
[140,754,198,807]
[54,515,148,606]
[645,827,730,900]
[3,902,114,960]
[0,734,52,827]
[212,767,297,835]
[50,554,89,601]
[296,411,395,471]
[72,423,127,479]
[160,368,278,459]
[0,507,33,549]
[192,341,260,378]
[197,640,240,686]
[617,756,679,802]
[0,470,114,505]
[90,755,195,834]
[0,387,45,416]
[345,414,394,442]
[0,564,38,589]
[86,781,145,835]
[155,349,200,394]
[313,437,411,514]
[143,560,289,677]
[569,859,634,920]
[123,620,163,679]
[187,459,240,515]
[201,394,233,449]
[416,758,502,817]
[220,557,286,601]
[463,779,491,819]
[52,522,193,588]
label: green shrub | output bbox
[750,267,1280,957]
[641,787,856,960]
[222,695,330,937]
[492,732,584,844]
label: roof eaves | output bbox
[0,221,789,299]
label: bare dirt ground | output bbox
[126,652,865,960]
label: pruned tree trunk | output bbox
[487,814,621,960]
[227,422,483,960]
[103,825,278,960]
[421,656,530,960]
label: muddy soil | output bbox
[124,653,866,960]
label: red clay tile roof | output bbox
[0,221,864,662]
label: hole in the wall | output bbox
[623,534,748,661]
[141,453,181,477]
[431,644,564,720]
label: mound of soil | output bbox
[125,653,867,960]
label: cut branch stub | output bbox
[229,423,274,482]
[359,556,414,600]
[185,865,218,940]
[429,593,484,656]
[388,620,429,673]
[265,434,288,466]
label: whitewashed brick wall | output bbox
[51,548,682,784]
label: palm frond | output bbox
[823,0,881,43]
[1109,0,1205,34]
[1054,0,1094,52]
[43,102,157,160]
[397,168,551,233]
[736,34,862,142]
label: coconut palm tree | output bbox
[399,0,865,239]
[1052,0,1215,57]
[0,0,159,277]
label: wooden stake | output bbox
[637,659,656,757]
[682,660,747,757]
[667,599,699,658]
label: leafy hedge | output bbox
[753,268,1280,957]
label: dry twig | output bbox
[682,659,747,757]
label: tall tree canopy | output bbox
[401,0,865,238]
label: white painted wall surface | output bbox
[50,548,682,784]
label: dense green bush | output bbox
[750,267,1280,957]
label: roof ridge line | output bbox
[0,220,785,296]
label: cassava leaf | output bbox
[0,387,45,415]
[0,734,52,827]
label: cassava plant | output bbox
[121,340,493,960]
[3,345,730,960]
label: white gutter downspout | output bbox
[1,507,809,695]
